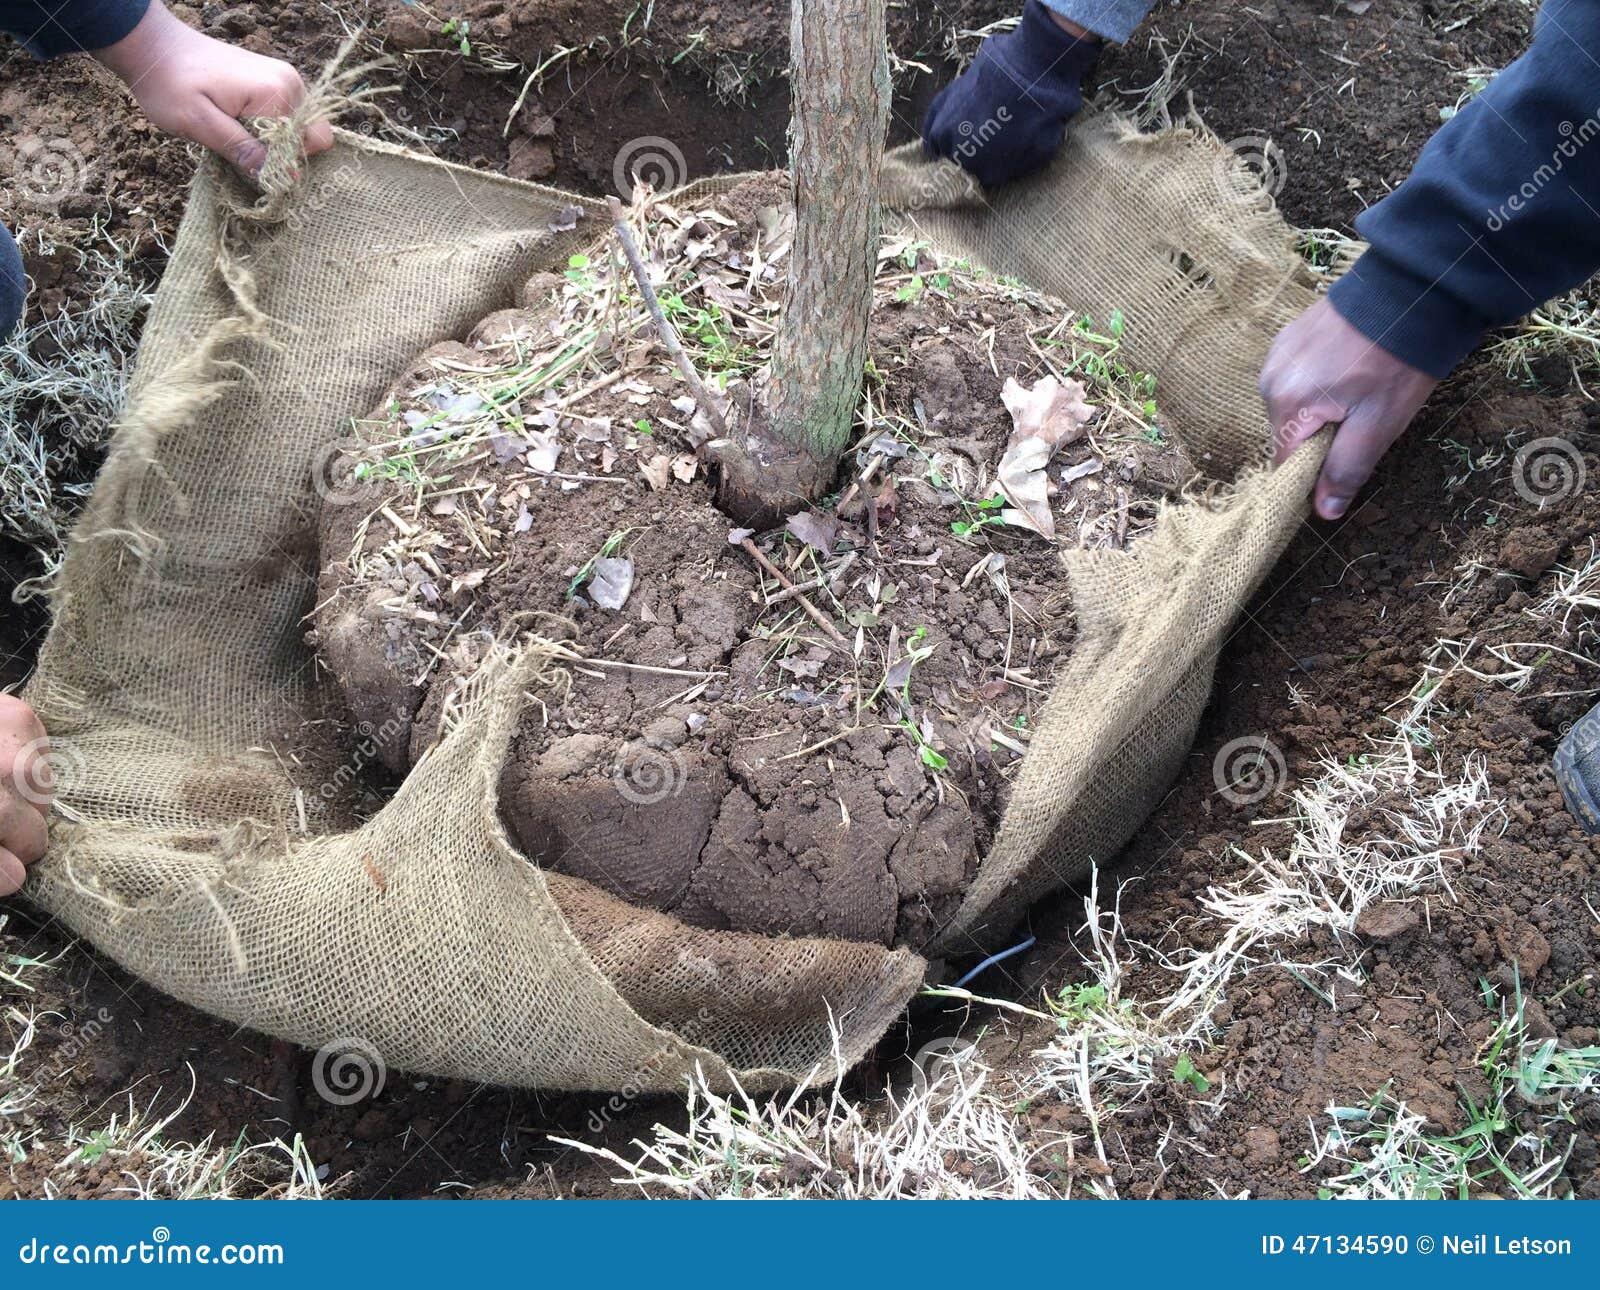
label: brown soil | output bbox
[310,173,1188,948]
[4,0,1594,1201]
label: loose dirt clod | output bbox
[312,173,1193,948]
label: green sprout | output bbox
[1173,1054,1211,1093]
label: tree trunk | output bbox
[717,0,889,528]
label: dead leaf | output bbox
[641,455,673,491]
[996,375,1097,537]
[513,503,533,533]
[1001,374,1095,446]
[786,510,839,553]
[524,430,561,474]
[670,453,699,483]
[588,557,634,610]
[1061,457,1103,484]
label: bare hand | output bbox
[0,695,50,899]
[95,0,334,176]
[1260,297,1439,520]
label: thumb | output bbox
[0,844,23,898]
[1313,403,1396,521]
[185,97,268,175]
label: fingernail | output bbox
[1322,496,1350,519]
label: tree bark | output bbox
[717,0,889,528]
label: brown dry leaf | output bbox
[996,375,1096,537]
[670,453,699,483]
[786,510,839,553]
[640,454,673,492]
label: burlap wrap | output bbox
[21,114,1326,1091]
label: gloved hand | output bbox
[922,0,1101,188]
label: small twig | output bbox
[739,537,847,646]
[836,453,887,515]
[764,574,827,607]
[606,196,730,438]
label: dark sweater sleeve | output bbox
[1328,0,1600,379]
[0,0,149,58]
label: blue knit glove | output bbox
[922,0,1100,188]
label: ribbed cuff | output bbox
[1035,0,1152,44]
[1327,248,1489,381]
[13,0,150,59]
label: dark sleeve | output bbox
[1328,0,1600,379]
[0,0,149,58]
